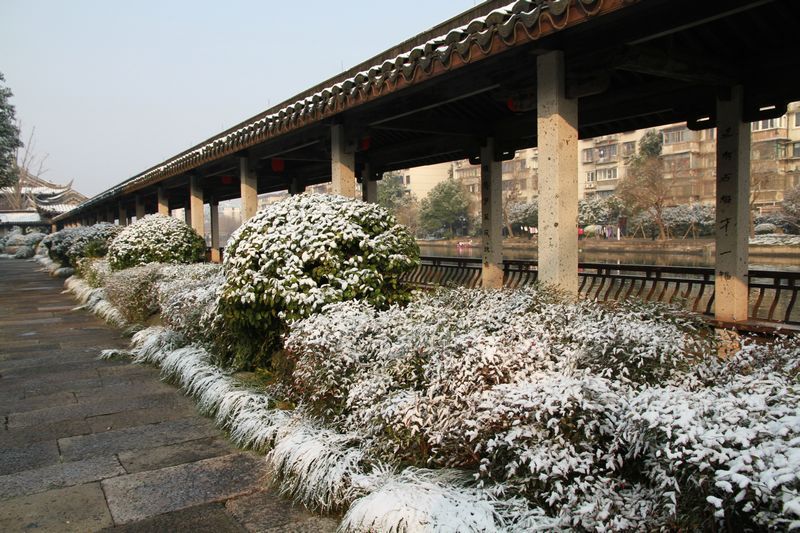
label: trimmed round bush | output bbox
[42,224,121,267]
[754,222,778,235]
[13,246,34,259]
[107,214,206,271]
[66,223,121,265]
[216,193,419,370]
[4,230,45,255]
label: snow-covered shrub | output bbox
[107,214,206,271]
[620,364,800,530]
[750,234,800,246]
[42,227,81,266]
[284,287,709,467]
[3,230,45,255]
[13,246,34,258]
[582,224,601,238]
[156,263,223,343]
[282,287,800,527]
[75,257,112,288]
[64,223,121,265]
[104,263,163,323]
[754,222,778,235]
[216,193,419,370]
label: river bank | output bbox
[418,237,800,268]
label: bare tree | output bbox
[616,131,670,239]
[2,126,48,210]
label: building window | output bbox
[793,142,800,158]
[664,154,691,171]
[405,175,411,185]
[468,184,477,193]
[795,113,800,128]
[663,128,689,144]
[582,148,594,163]
[752,117,785,131]
[596,168,617,181]
[622,141,636,156]
[596,144,618,162]
[586,171,595,182]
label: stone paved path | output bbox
[0,259,339,532]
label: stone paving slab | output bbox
[72,379,170,401]
[102,453,269,524]
[85,402,197,433]
[98,503,246,533]
[0,440,61,476]
[59,417,219,462]
[117,436,237,474]
[0,482,114,532]
[0,390,76,416]
[0,419,93,449]
[8,390,183,428]
[0,455,125,501]
[225,490,339,533]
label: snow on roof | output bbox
[0,212,43,223]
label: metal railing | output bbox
[402,256,800,326]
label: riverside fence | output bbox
[402,256,800,327]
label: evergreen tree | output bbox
[0,73,23,188]
[419,177,469,237]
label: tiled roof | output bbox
[59,0,614,220]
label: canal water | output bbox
[418,243,800,271]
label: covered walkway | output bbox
[0,259,336,532]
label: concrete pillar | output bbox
[51,223,57,233]
[331,124,356,197]
[107,207,115,223]
[135,195,146,221]
[240,157,258,222]
[714,86,750,322]
[118,203,127,226]
[289,176,305,195]
[481,139,503,288]
[157,187,170,215]
[537,50,579,295]
[362,163,378,203]
[189,176,205,238]
[210,199,221,263]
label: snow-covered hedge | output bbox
[216,193,419,369]
[755,222,778,235]
[75,258,112,288]
[63,223,121,265]
[156,263,223,343]
[2,229,46,257]
[750,234,800,246]
[104,263,164,323]
[107,214,206,271]
[13,246,34,258]
[283,287,799,530]
[42,224,120,267]
[103,262,222,329]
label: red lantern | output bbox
[359,137,372,151]
[221,175,233,185]
[271,158,285,172]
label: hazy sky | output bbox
[1,1,476,196]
